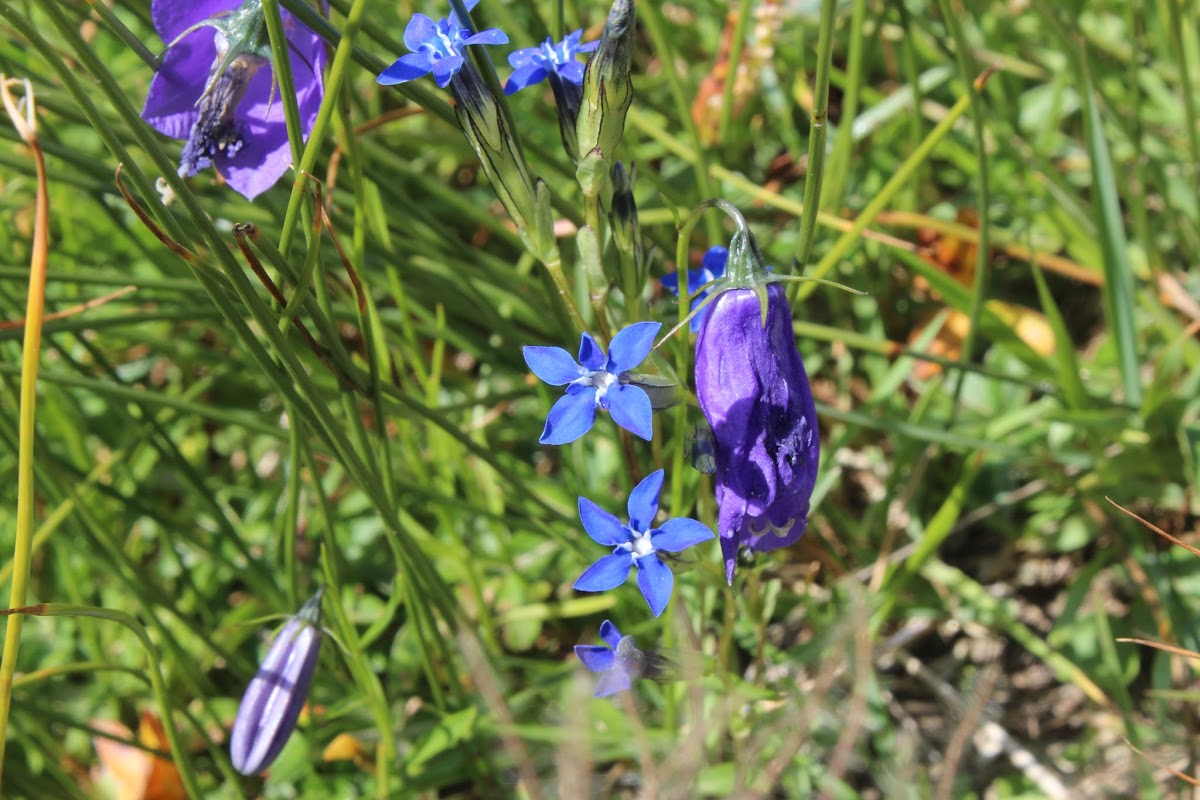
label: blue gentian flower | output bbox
[574,619,666,697]
[230,590,324,775]
[504,30,598,95]
[142,0,326,200]
[573,469,714,617]
[661,246,728,332]
[694,226,820,584]
[523,321,661,444]
[377,0,508,88]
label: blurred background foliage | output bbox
[0,0,1199,797]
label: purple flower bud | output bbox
[695,282,820,584]
[230,590,324,775]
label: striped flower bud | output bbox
[575,0,635,196]
[230,590,324,775]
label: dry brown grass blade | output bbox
[1124,739,1200,787]
[0,285,135,330]
[1115,638,1200,661]
[114,164,198,263]
[1106,497,1200,559]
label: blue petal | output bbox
[606,321,661,374]
[660,271,679,294]
[540,389,596,445]
[403,13,437,52]
[574,644,614,674]
[505,63,547,94]
[557,61,586,85]
[636,554,674,618]
[651,517,715,552]
[598,619,622,648]
[701,245,729,278]
[431,55,465,88]
[626,470,664,532]
[508,46,538,68]
[578,497,629,546]
[577,332,606,371]
[523,345,582,385]
[594,667,632,697]
[606,384,653,441]
[577,39,601,53]
[464,28,509,46]
[574,553,633,592]
[377,53,433,85]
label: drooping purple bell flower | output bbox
[230,589,324,775]
[142,0,326,200]
[693,216,820,584]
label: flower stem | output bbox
[542,254,588,334]
[0,76,48,792]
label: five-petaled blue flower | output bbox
[523,321,661,445]
[377,0,508,88]
[574,619,666,697]
[504,30,598,95]
[573,469,714,617]
[661,246,728,332]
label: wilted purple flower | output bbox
[694,230,820,584]
[230,590,324,775]
[523,322,661,444]
[661,246,728,332]
[141,0,326,200]
[376,0,508,88]
[574,619,666,697]
[504,30,598,94]
[573,469,714,617]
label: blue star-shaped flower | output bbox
[377,0,508,88]
[573,620,666,697]
[572,469,714,617]
[661,245,728,332]
[504,30,598,95]
[523,321,661,445]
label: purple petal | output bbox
[720,536,738,585]
[579,497,629,546]
[651,517,715,552]
[605,321,661,374]
[574,644,614,674]
[463,28,509,46]
[574,553,633,592]
[606,384,653,441]
[636,554,673,618]
[577,332,606,371]
[403,13,437,52]
[142,28,215,139]
[540,389,597,445]
[151,0,237,44]
[598,619,622,648]
[229,616,323,774]
[626,469,663,532]
[378,53,434,85]
[594,667,632,697]
[431,55,465,88]
[504,63,548,94]
[523,345,582,385]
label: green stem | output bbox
[793,0,839,270]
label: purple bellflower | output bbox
[693,209,820,584]
[661,245,728,332]
[142,0,326,200]
[230,590,324,775]
[523,321,661,444]
[573,469,714,617]
[574,619,667,697]
[376,0,508,88]
[504,30,598,94]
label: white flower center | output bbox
[588,370,618,402]
[628,532,654,558]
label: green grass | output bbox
[0,0,1198,797]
